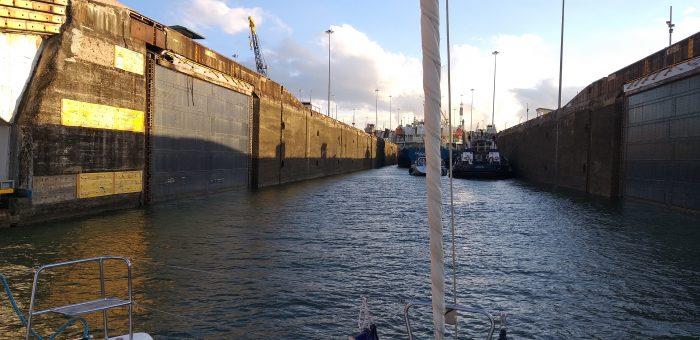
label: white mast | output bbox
[420,0,445,338]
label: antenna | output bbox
[666,6,674,46]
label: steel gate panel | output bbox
[624,73,700,210]
[150,65,250,201]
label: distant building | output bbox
[536,108,554,116]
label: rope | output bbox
[445,0,460,337]
[420,0,446,338]
[0,274,90,340]
[445,0,458,307]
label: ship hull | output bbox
[452,163,513,179]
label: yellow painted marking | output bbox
[43,22,59,33]
[77,171,143,198]
[50,5,63,15]
[7,7,29,19]
[61,99,145,132]
[114,45,144,75]
[31,2,50,12]
[6,18,25,29]
[0,188,13,195]
[14,0,32,9]
[77,172,114,199]
[114,171,142,194]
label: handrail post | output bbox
[126,259,133,340]
[99,258,108,339]
[25,268,41,340]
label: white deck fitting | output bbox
[108,333,153,340]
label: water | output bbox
[1,167,698,339]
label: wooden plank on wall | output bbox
[77,172,114,199]
[77,171,143,199]
[114,170,142,194]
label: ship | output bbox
[452,125,513,179]
[395,122,451,168]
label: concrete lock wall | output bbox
[498,99,623,198]
[10,0,146,223]
[255,87,396,188]
[3,0,396,225]
[499,32,699,205]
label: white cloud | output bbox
[179,0,263,36]
[178,2,700,132]
[683,6,697,16]
[266,24,424,130]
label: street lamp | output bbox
[326,28,334,116]
[557,0,564,109]
[491,51,499,128]
[469,88,474,132]
[374,89,379,133]
[389,95,392,131]
[666,6,674,46]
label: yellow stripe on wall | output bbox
[77,171,143,199]
[61,99,145,133]
[114,45,145,75]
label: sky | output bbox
[120,0,700,131]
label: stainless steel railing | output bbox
[25,256,133,340]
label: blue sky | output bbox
[120,0,699,129]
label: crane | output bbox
[248,16,268,76]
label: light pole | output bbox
[374,89,379,133]
[326,28,334,116]
[331,94,335,118]
[556,0,565,186]
[557,1,564,109]
[396,108,401,131]
[389,95,392,131]
[459,94,464,132]
[666,6,674,46]
[469,88,474,132]
[491,51,499,127]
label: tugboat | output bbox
[409,156,448,176]
[453,125,513,179]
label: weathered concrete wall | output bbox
[10,0,146,223]
[3,0,396,225]
[255,87,396,188]
[499,32,699,200]
[499,98,623,197]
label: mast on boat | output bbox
[419,0,445,338]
